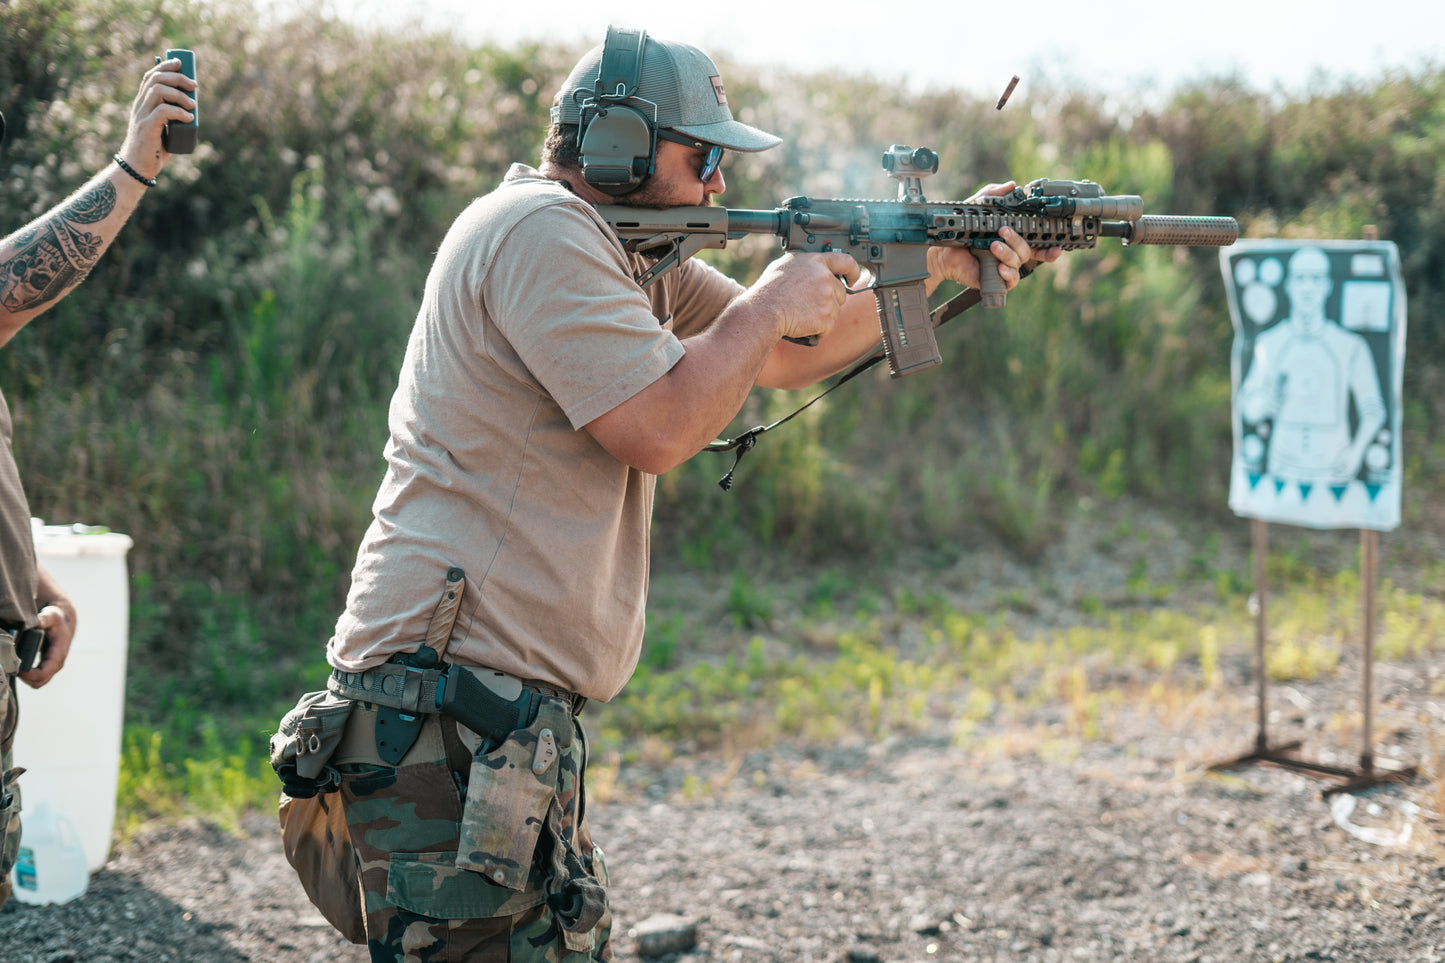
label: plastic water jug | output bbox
[9,801,89,904]
[17,520,134,872]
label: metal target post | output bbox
[1327,525,1419,796]
[1207,520,1416,797]
[1211,233,1417,798]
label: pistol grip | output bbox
[874,280,941,378]
[15,627,45,674]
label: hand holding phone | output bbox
[156,48,198,154]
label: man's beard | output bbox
[615,177,714,211]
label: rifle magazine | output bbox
[875,282,942,378]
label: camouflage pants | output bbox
[1,663,20,909]
[336,700,610,963]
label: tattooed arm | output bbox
[0,57,197,346]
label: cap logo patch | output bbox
[710,76,727,106]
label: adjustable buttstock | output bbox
[875,280,941,377]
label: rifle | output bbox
[599,144,1239,378]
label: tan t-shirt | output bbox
[0,388,37,630]
[326,165,742,701]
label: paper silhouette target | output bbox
[1220,240,1405,531]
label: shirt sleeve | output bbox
[670,256,745,340]
[482,201,686,429]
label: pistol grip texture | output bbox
[15,628,44,674]
[874,280,941,378]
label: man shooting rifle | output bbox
[275,24,1062,962]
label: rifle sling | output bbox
[704,263,1035,489]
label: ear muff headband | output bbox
[578,26,656,196]
[595,25,647,100]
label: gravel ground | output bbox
[2,505,1442,962]
[2,650,1441,963]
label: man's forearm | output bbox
[585,297,786,474]
[0,163,149,345]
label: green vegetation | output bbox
[2,0,1442,826]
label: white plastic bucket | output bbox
[11,520,133,873]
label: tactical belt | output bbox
[328,661,583,751]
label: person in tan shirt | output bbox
[313,26,1056,962]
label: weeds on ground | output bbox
[113,546,1444,823]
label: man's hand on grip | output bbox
[750,250,859,346]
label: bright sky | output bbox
[318,0,1443,101]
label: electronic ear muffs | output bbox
[577,26,656,196]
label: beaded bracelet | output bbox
[112,154,157,188]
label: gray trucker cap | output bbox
[550,34,782,153]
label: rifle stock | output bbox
[599,146,1239,378]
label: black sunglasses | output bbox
[656,129,724,183]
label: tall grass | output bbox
[0,0,1442,824]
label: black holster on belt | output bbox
[326,650,550,748]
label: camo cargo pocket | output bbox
[387,850,546,920]
[455,696,573,890]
